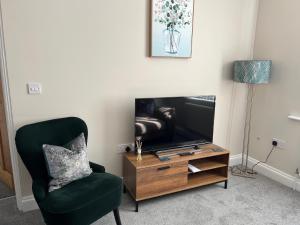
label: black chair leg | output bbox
[113,208,122,225]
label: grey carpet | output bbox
[1,174,300,225]
[0,180,14,199]
[0,196,42,225]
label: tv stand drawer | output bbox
[137,162,187,182]
[136,162,188,198]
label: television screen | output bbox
[135,96,216,152]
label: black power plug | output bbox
[272,140,278,147]
[125,146,132,152]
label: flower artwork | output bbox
[151,0,194,57]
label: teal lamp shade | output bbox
[233,60,272,84]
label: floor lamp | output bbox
[231,60,272,178]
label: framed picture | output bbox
[151,0,194,58]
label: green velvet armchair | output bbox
[15,117,123,225]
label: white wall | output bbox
[251,0,300,176]
[0,0,258,197]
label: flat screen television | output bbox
[135,96,216,152]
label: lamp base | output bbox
[231,165,257,179]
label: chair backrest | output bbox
[15,117,88,181]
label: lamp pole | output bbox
[244,84,254,173]
[233,85,255,178]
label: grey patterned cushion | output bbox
[43,133,92,192]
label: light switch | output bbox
[27,82,42,95]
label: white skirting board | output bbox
[229,153,242,166]
[21,195,38,212]
[20,154,300,212]
[247,156,300,192]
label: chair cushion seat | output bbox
[39,173,122,225]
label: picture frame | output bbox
[151,0,194,58]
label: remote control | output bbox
[159,156,171,161]
[212,148,224,152]
[178,152,194,156]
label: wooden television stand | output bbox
[123,144,230,212]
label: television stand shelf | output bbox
[123,144,230,212]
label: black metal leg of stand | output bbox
[224,180,228,189]
[123,185,127,194]
[135,201,139,212]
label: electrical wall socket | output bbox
[117,143,134,153]
[272,138,286,149]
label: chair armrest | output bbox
[89,161,105,173]
[32,179,48,203]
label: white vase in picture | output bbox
[164,28,181,54]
